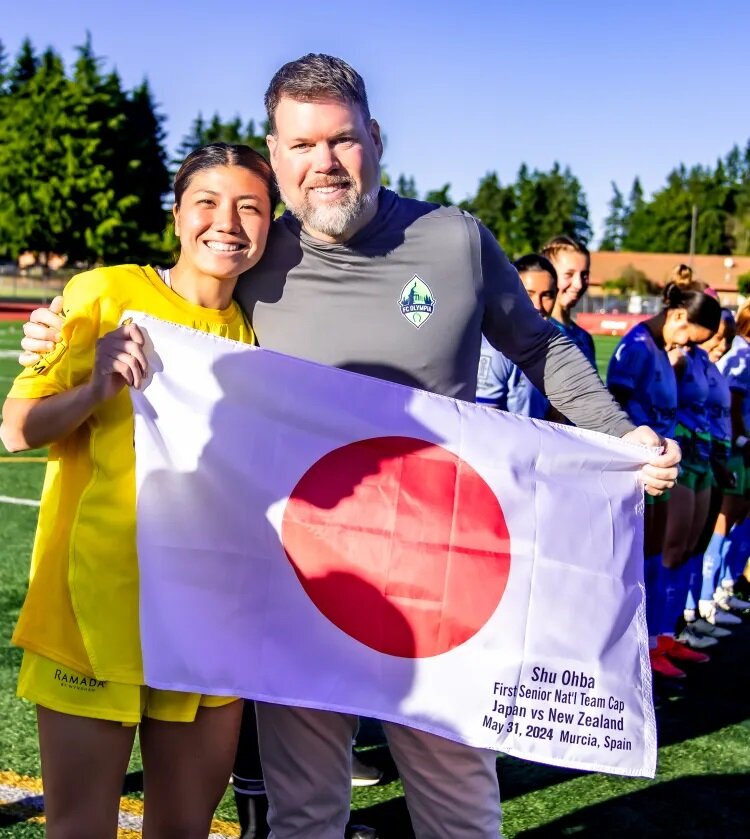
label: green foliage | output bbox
[396,174,418,199]
[602,264,658,295]
[737,271,750,297]
[0,40,8,92]
[600,182,626,251]
[424,183,453,206]
[605,144,750,255]
[461,164,591,256]
[175,112,269,164]
[0,37,170,266]
[462,172,517,249]
[6,38,38,94]
[3,34,749,268]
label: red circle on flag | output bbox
[281,436,511,658]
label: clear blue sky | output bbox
[4,0,750,243]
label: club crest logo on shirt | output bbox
[399,275,435,329]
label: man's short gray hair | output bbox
[265,54,370,134]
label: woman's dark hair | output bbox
[173,143,279,208]
[667,263,699,288]
[512,253,558,286]
[721,308,736,340]
[662,281,721,332]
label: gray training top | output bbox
[234,188,634,438]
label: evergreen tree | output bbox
[0,37,170,265]
[600,182,626,251]
[175,113,208,161]
[623,165,735,254]
[0,45,71,264]
[628,177,645,213]
[396,174,418,199]
[6,38,38,93]
[425,184,453,206]
[0,40,8,94]
[621,178,651,252]
[730,141,750,254]
[104,77,171,261]
[462,172,517,254]
[512,163,592,253]
[66,37,130,262]
[175,112,269,164]
[244,118,270,156]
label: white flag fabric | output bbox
[130,313,656,778]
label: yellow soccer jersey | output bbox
[9,265,253,683]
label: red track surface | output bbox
[0,301,35,321]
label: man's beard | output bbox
[281,177,379,239]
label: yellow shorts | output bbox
[18,651,238,725]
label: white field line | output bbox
[0,350,21,358]
[0,495,40,507]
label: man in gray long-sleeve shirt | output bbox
[20,53,679,839]
[238,190,630,435]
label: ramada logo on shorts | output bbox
[399,275,435,328]
[54,668,105,689]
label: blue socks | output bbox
[724,519,750,585]
[685,554,702,612]
[701,533,726,600]
[657,559,691,635]
[645,554,691,636]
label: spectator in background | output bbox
[542,235,596,369]
[710,302,750,610]
[476,253,557,419]
[687,310,746,643]
[608,279,721,679]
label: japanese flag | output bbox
[130,313,656,778]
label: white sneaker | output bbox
[691,617,732,638]
[676,625,719,649]
[699,599,743,626]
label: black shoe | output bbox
[351,751,383,787]
[345,825,378,839]
[234,790,270,839]
[652,675,686,704]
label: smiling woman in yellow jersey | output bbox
[0,143,277,839]
[11,264,252,683]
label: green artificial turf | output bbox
[594,334,620,380]
[2,325,749,837]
